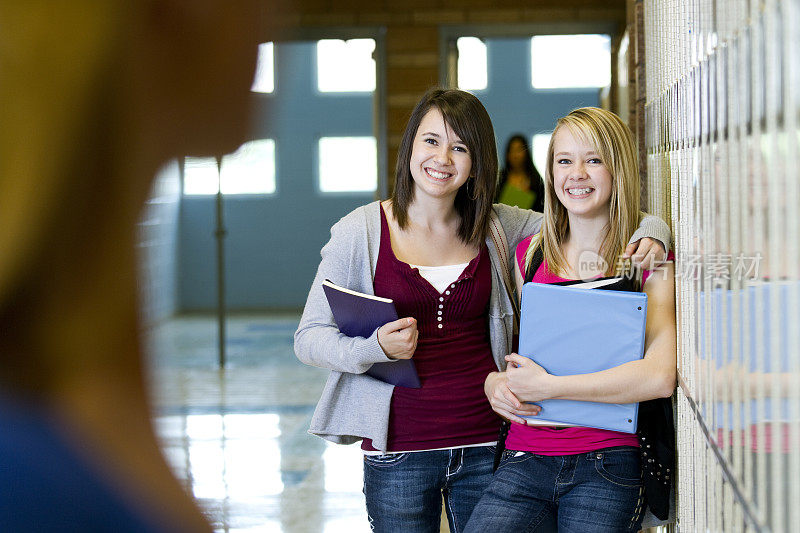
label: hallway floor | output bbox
[146,313,372,533]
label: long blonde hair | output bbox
[526,107,641,278]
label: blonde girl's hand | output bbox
[377,317,418,360]
[484,371,541,424]
[505,354,553,403]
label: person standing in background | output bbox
[496,134,545,212]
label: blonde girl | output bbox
[466,108,677,532]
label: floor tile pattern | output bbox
[146,314,371,533]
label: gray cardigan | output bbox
[294,202,669,451]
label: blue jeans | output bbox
[362,445,495,533]
[463,447,645,533]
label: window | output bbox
[532,133,552,177]
[183,139,276,195]
[183,157,220,195]
[220,139,276,194]
[317,39,376,92]
[318,137,377,193]
[457,37,487,91]
[531,35,611,89]
[251,42,274,93]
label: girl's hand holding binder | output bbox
[484,370,541,424]
[505,353,552,403]
[377,317,418,360]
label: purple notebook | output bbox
[322,279,420,388]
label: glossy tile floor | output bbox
[146,313,372,533]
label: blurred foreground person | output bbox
[0,2,260,531]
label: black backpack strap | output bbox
[492,422,509,472]
[523,238,544,284]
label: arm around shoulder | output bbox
[493,203,544,251]
[630,212,672,252]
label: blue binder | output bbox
[518,282,648,433]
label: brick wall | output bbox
[265,0,627,192]
[626,0,647,202]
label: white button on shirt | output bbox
[408,261,468,333]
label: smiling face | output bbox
[551,125,613,221]
[408,108,473,202]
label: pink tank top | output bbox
[505,235,642,455]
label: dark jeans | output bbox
[463,446,645,533]
[362,445,495,533]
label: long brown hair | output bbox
[391,88,497,246]
[527,107,641,277]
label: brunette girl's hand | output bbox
[505,354,553,403]
[377,317,418,360]
[484,371,541,424]
[624,237,667,271]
